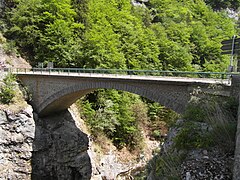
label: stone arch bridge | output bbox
[14,68,240,180]
[14,69,240,180]
[15,70,231,117]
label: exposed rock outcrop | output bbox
[0,105,92,179]
[0,106,35,179]
[0,44,31,69]
[31,110,92,180]
[181,148,233,180]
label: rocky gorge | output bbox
[0,76,237,179]
[0,44,237,180]
[0,43,155,179]
[0,100,155,180]
[0,100,235,180]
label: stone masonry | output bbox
[16,73,230,117]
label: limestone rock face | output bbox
[31,110,92,180]
[0,106,35,179]
[0,106,92,180]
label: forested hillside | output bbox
[0,0,239,178]
[0,0,237,71]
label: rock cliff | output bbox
[0,106,92,179]
[0,106,35,179]
[31,110,92,180]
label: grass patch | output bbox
[148,152,184,179]
[182,93,237,153]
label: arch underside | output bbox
[37,81,190,117]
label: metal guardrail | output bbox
[3,67,235,79]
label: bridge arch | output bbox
[38,81,186,116]
[16,73,226,117]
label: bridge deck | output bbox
[15,71,231,86]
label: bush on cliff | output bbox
[0,73,16,104]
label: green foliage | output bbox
[0,33,6,44]
[0,73,16,104]
[182,93,237,153]
[148,152,184,179]
[2,40,18,55]
[204,97,238,153]
[4,0,84,66]
[183,102,206,122]
[131,100,149,124]
[79,98,120,135]
[77,89,143,150]
[152,130,161,140]
[174,122,213,150]
[1,0,238,153]
[149,0,235,71]
[1,0,236,71]
[209,122,236,153]
[146,100,179,127]
[82,0,161,69]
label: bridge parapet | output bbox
[9,67,232,79]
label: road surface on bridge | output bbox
[16,70,231,86]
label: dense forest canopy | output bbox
[0,0,237,71]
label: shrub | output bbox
[152,129,161,140]
[2,40,18,55]
[183,103,206,122]
[182,91,209,122]
[174,122,213,150]
[204,99,237,153]
[0,73,16,104]
[0,32,6,44]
